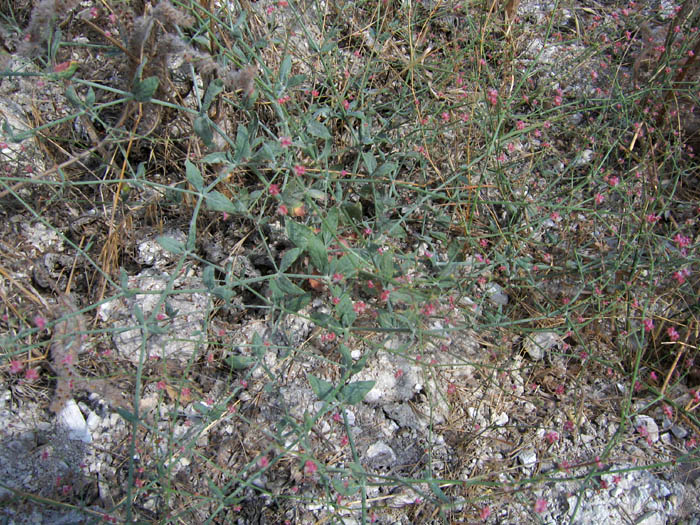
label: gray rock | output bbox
[523,331,561,361]
[366,441,396,468]
[634,415,660,443]
[671,425,688,440]
[486,282,509,306]
[97,269,209,364]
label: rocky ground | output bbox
[1,0,699,523]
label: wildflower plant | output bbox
[0,0,699,523]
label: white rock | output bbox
[86,410,102,431]
[366,441,396,468]
[518,448,537,470]
[634,415,659,443]
[492,412,509,426]
[523,332,561,361]
[486,282,509,306]
[57,399,91,443]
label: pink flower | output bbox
[673,271,686,284]
[516,120,526,130]
[279,136,292,147]
[674,234,690,249]
[353,301,367,314]
[421,302,437,317]
[646,214,660,223]
[534,498,547,513]
[340,435,349,446]
[544,431,559,444]
[667,326,679,341]
[594,193,605,204]
[553,95,562,106]
[342,99,350,110]
[487,88,499,106]
[268,183,280,196]
[293,164,306,176]
[277,204,288,215]
[34,315,46,330]
[258,456,269,468]
[304,459,317,475]
[663,404,673,418]
[9,360,24,373]
[157,380,166,390]
[24,368,39,381]
[480,506,491,521]
[447,383,457,395]
[380,289,391,301]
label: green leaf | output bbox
[116,407,139,423]
[211,285,233,303]
[306,188,328,202]
[85,87,95,108]
[342,202,363,223]
[204,190,237,213]
[308,373,335,401]
[201,152,230,164]
[374,161,397,178]
[279,247,302,272]
[225,354,254,370]
[194,115,214,148]
[65,85,82,108]
[341,381,375,404]
[271,274,305,297]
[203,265,216,290]
[306,234,328,273]
[338,344,353,368]
[278,55,292,86]
[157,235,185,254]
[307,120,331,140]
[284,293,311,313]
[362,151,377,175]
[201,78,224,112]
[335,294,357,327]
[185,160,204,191]
[288,74,307,88]
[135,162,146,179]
[286,219,312,250]
[234,124,250,161]
[132,76,159,102]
